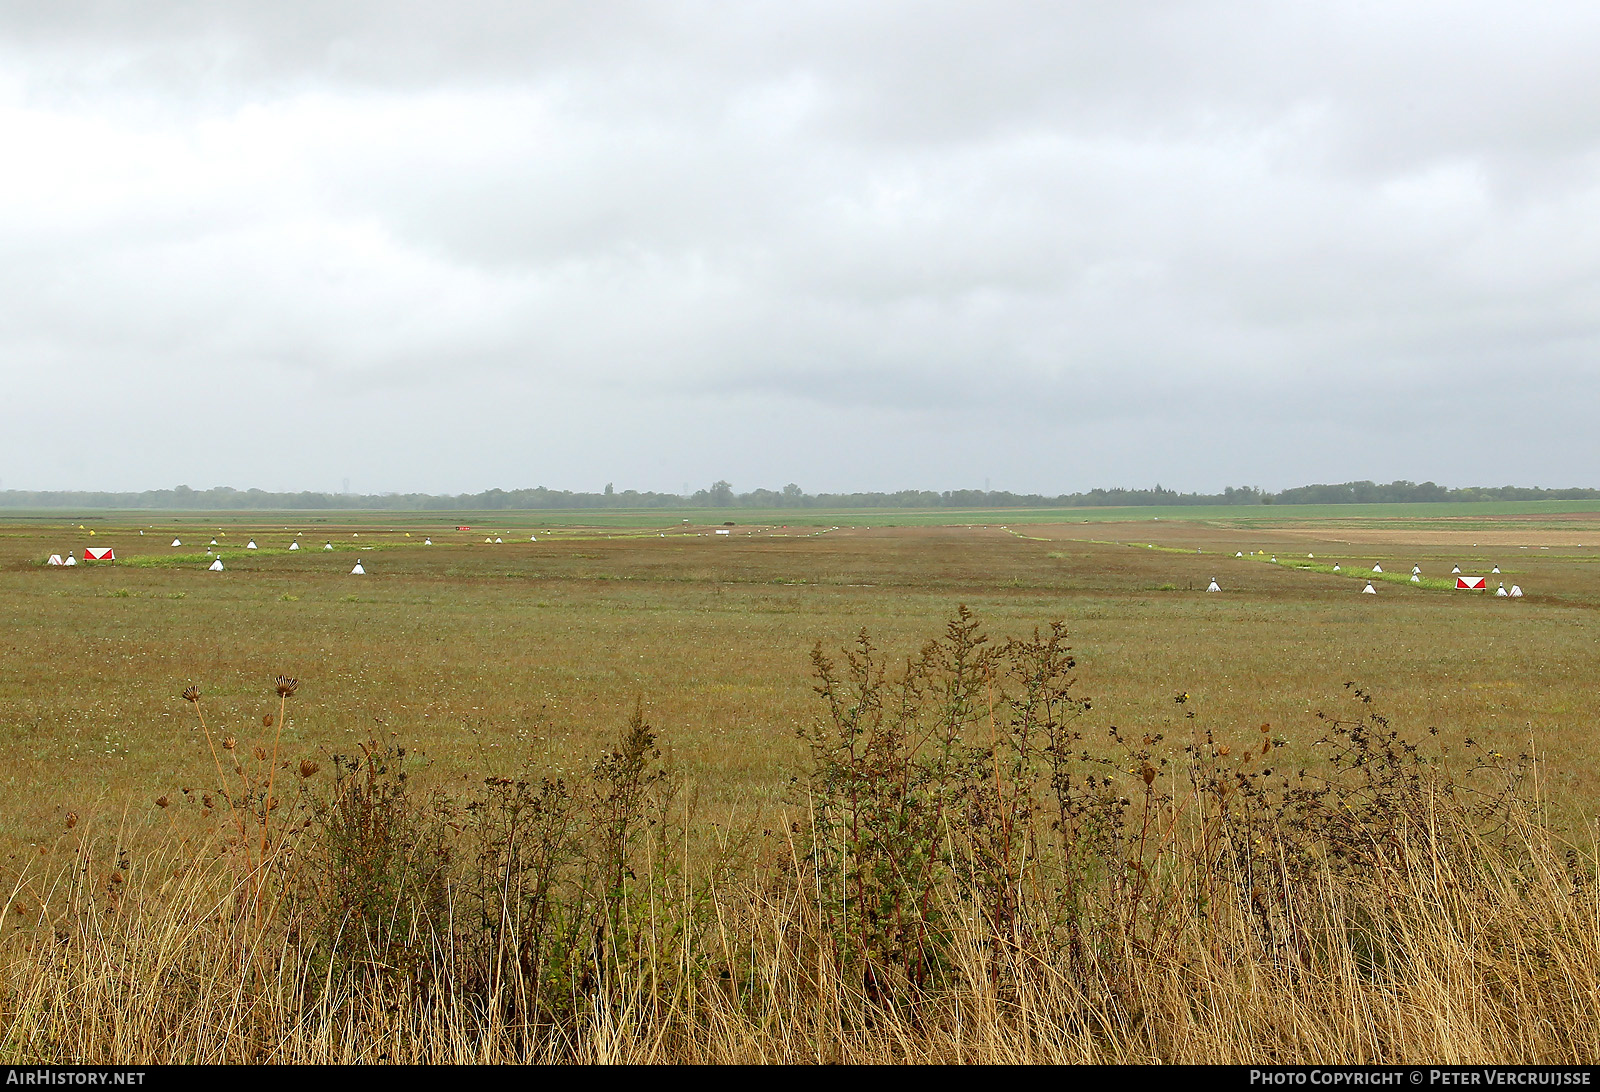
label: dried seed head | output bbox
[253,746,269,763]
[275,676,299,698]
[156,796,169,809]
[263,713,274,728]
[65,811,78,830]
[298,759,320,779]
[1217,745,1231,757]
[182,686,200,703]
[222,737,236,751]
[1141,763,1157,786]
[109,872,123,885]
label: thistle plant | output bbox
[179,676,312,917]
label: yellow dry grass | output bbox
[3,508,1599,1064]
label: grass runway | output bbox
[5,501,1600,852]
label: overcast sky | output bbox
[3,2,1598,496]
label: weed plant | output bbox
[1,610,1594,1063]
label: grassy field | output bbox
[13,495,1600,527]
[4,503,1600,850]
[5,503,1600,1062]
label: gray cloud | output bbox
[3,3,1599,495]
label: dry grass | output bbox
[3,766,1595,1063]
[4,511,1600,1063]
[4,609,1599,1064]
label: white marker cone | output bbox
[351,560,365,575]
[246,540,257,550]
[1206,579,1221,592]
[209,559,223,571]
[289,541,300,550]
[324,543,333,551]
[171,539,182,547]
[1363,582,1376,594]
[1372,564,1383,573]
[1510,585,1523,597]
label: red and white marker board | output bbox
[84,547,115,561]
[1456,576,1486,590]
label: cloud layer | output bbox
[4,3,1599,494]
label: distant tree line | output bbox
[1267,481,1600,504]
[2,479,1597,512]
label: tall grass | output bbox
[2,611,1596,1064]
